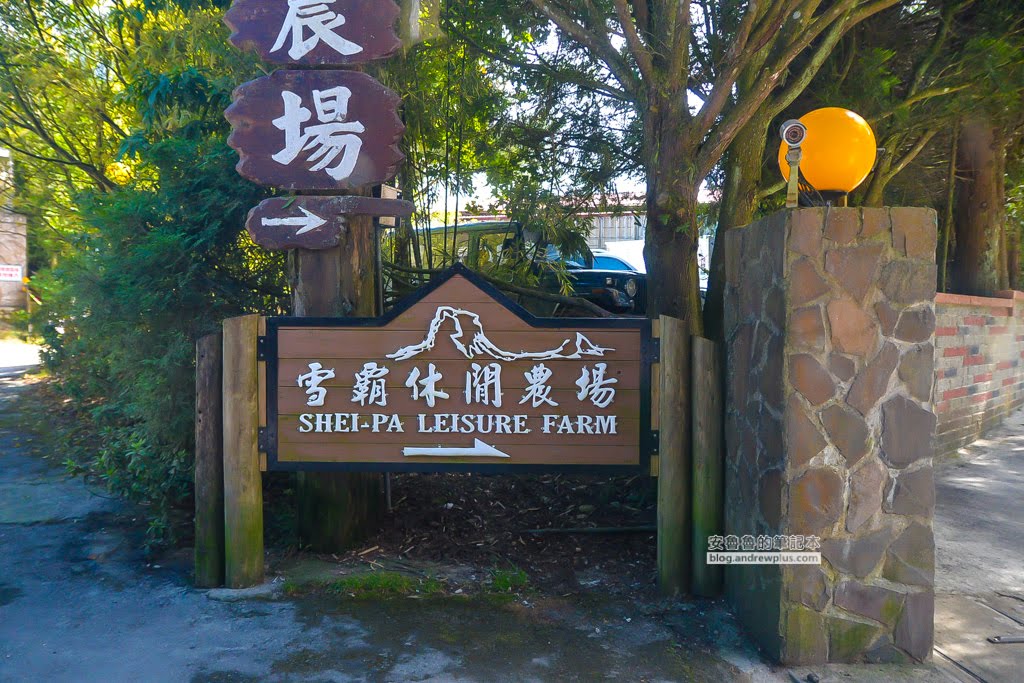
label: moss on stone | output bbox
[783,606,827,664]
[283,570,444,598]
[828,616,882,661]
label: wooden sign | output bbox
[246,195,414,250]
[260,264,654,472]
[225,70,404,191]
[224,0,401,66]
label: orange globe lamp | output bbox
[777,107,877,198]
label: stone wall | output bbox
[724,207,937,664]
[0,207,27,310]
[934,291,1024,454]
[722,210,787,654]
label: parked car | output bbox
[540,245,647,316]
[391,221,648,315]
[591,248,644,273]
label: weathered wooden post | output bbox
[657,315,691,596]
[223,1,409,553]
[291,206,384,550]
[690,336,723,596]
[222,314,264,588]
[194,332,225,587]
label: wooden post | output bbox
[657,315,691,596]
[291,207,383,551]
[690,336,724,596]
[649,318,661,477]
[194,332,225,587]
[222,314,264,588]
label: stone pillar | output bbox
[723,207,937,664]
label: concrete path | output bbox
[0,339,770,683]
[932,412,1024,682]
[0,339,38,384]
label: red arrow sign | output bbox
[246,196,414,250]
[226,70,404,191]
[224,0,401,67]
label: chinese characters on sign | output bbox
[272,86,365,182]
[296,359,618,420]
[226,70,404,191]
[272,0,364,61]
[297,362,335,406]
[0,265,23,282]
[262,268,652,471]
[225,0,401,66]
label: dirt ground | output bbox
[268,468,659,596]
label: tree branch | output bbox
[452,24,629,101]
[884,128,939,182]
[692,2,765,137]
[696,0,901,178]
[612,0,655,84]
[757,179,786,199]
[529,0,640,97]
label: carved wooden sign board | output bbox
[246,195,413,250]
[224,0,408,248]
[226,69,404,192]
[260,265,654,472]
[224,0,401,66]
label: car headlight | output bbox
[624,278,638,298]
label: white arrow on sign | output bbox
[260,206,327,235]
[403,438,510,458]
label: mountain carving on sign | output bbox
[386,306,614,362]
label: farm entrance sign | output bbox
[260,265,654,472]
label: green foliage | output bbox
[284,571,445,598]
[489,566,530,593]
[6,1,286,547]
[33,131,286,545]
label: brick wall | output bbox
[933,291,1024,455]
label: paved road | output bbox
[932,412,1024,682]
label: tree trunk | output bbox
[290,207,383,552]
[644,212,702,331]
[642,90,704,334]
[703,114,770,341]
[938,126,958,293]
[1009,219,1021,291]
[951,118,1007,295]
[394,170,419,269]
[861,154,891,208]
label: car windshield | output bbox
[544,244,590,269]
[593,255,634,271]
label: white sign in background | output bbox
[0,264,23,282]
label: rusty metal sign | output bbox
[226,69,404,191]
[246,195,414,250]
[224,0,401,67]
[259,265,654,472]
